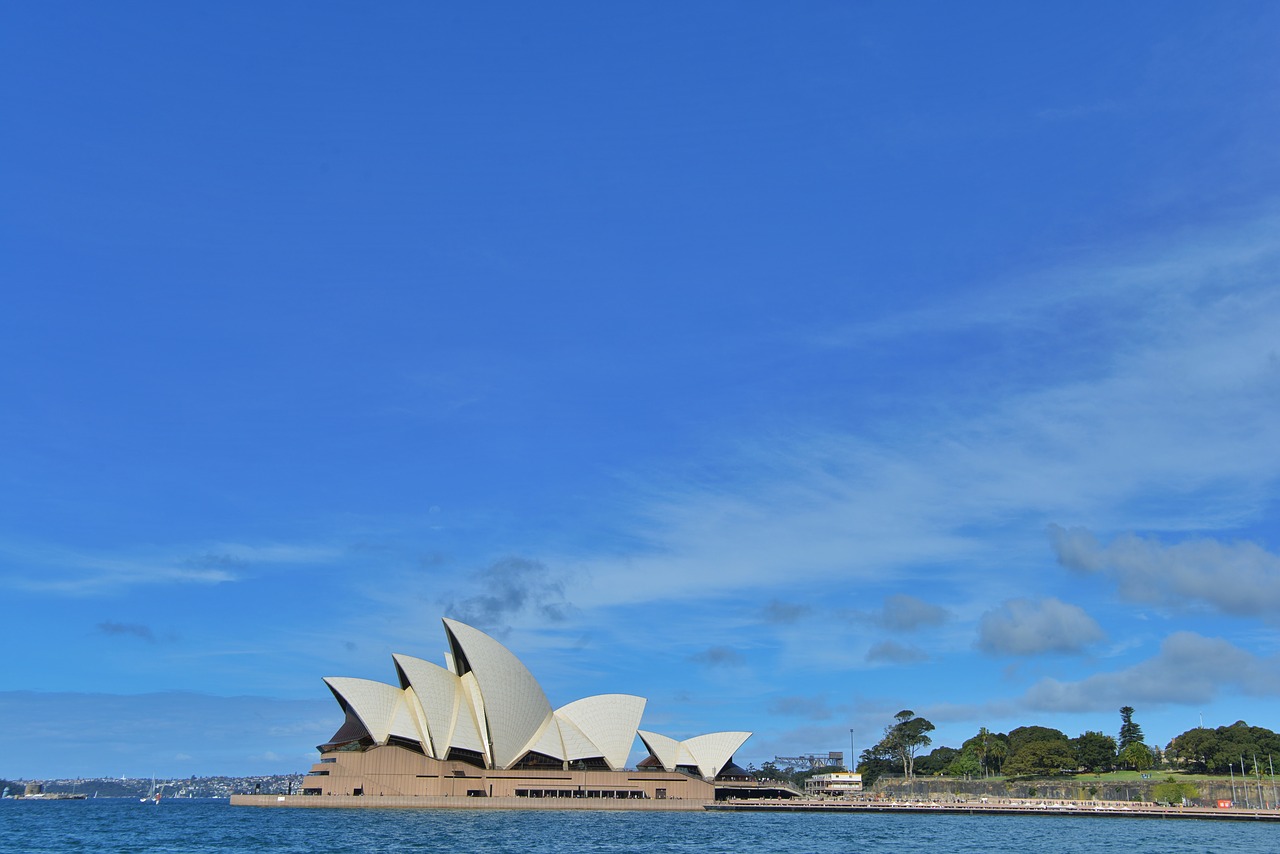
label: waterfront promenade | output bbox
[708,797,1280,822]
[232,792,1280,820]
[231,793,709,810]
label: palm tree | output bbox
[973,727,991,778]
[987,737,1008,777]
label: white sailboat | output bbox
[140,776,159,804]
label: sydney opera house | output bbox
[287,618,777,805]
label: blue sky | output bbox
[3,2,1280,778]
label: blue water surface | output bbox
[3,799,1277,854]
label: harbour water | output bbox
[3,797,1278,853]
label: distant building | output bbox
[805,771,863,797]
[279,619,781,805]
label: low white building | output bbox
[805,771,863,797]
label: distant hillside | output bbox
[2,774,304,799]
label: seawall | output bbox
[708,798,1280,822]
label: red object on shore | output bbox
[1217,799,1233,809]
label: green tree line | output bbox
[849,707,1279,786]
[1164,721,1280,775]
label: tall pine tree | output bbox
[1118,706,1144,750]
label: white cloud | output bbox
[0,539,342,595]
[977,597,1106,656]
[1050,525,1280,618]
[1022,632,1280,712]
[559,214,1280,610]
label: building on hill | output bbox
[805,771,863,797]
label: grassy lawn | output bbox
[1065,770,1237,784]
[1073,771,1165,782]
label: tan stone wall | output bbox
[303,745,715,802]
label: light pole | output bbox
[1242,755,1251,808]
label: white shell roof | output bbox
[402,687,432,754]
[557,694,645,771]
[443,618,555,769]
[554,713,602,764]
[638,729,752,779]
[455,672,490,760]
[323,677,417,745]
[684,731,751,779]
[524,717,567,761]
[637,730,682,771]
[393,654,462,758]
[320,619,750,774]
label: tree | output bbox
[1119,742,1154,771]
[1152,778,1200,806]
[1167,722,1280,774]
[756,761,783,781]
[963,727,992,777]
[986,736,1008,776]
[1118,706,1144,751]
[857,745,896,788]
[1008,725,1069,756]
[916,746,960,776]
[1165,727,1215,773]
[876,709,936,779]
[946,750,982,779]
[1005,726,1071,776]
[1072,731,1117,773]
[960,727,1013,778]
[1003,739,1075,776]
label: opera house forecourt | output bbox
[233,618,788,809]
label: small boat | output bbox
[141,777,158,804]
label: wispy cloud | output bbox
[9,554,238,594]
[690,645,746,668]
[875,594,950,632]
[97,620,158,642]
[0,539,341,595]
[767,695,840,720]
[760,599,813,624]
[866,639,928,665]
[561,215,1280,611]
[1050,525,1280,618]
[1022,632,1280,712]
[442,556,574,635]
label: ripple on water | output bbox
[2,799,1277,854]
